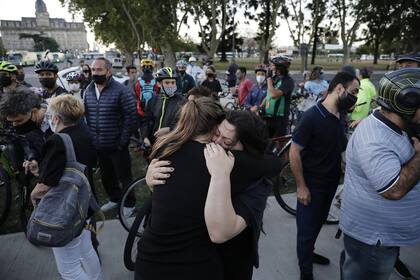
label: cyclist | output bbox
[65,71,85,101]
[340,68,420,280]
[244,65,267,113]
[289,72,359,280]
[201,66,222,96]
[304,66,328,98]
[263,55,295,137]
[175,60,195,95]
[16,65,33,88]
[186,56,204,83]
[0,61,27,94]
[146,67,186,143]
[235,67,253,106]
[396,52,420,68]
[34,60,67,99]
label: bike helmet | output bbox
[66,71,84,82]
[396,53,420,64]
[34,60,58,74]
[377,68,420,118]
[254,64,267,73]
[270,55,292,68]
[189,56,197,63]
[176,60,188,68]
[155,67,177,82]
[0,61,18,73]
[140,59,154,69]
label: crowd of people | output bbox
[0,50,418,280]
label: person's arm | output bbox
[216,80,223,93]
[118,86,137,147]
[289,143,311,205]
[38,136,66,186]
[381,138,420,200]
[267,77,283,98]
[204,143,246,244]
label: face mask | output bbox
[39,78,56,89]
[92,74,108,85]
[143,71,154,82]
[47,117,58,133]
[69,83,81,92]
[256,76,265,84]
[14,118,38,135]
[162,86,177,97]
[338,91,358,112]
[207,74,214,79]
[0,75,12,88]
[178,70,186,75]
[16,73,25,82]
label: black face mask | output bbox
[14,119,38,135]
[92,74,108,85]
[406,123,420,141]
[17,73,25,82]
[207,74,214,79]
[338,91,358,112]
[39,78,56,89]
[0,75,12,88]
[178,70,186,75]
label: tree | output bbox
[0,38,7,57]
[244,0,284,64]
[308,0,327,64]
[19,34,60,51]
[329,0,363,65]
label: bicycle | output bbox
[0,128,36,230]
[270,134,341,225]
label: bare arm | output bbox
[289,143,311,205]
[204,143,246,243]
[267,77,284,98]
[381,139,420,200]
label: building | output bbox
[0,0,88,51]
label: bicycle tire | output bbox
[123,197,152,271]
[118,177,151,234]
[224,102,235,110]
[0,167,12,227]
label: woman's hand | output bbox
[23,160,39,177]
[204,143,234,177]
[31,183,50,207]
[145,159,174,189]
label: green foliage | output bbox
[19,34,59,51]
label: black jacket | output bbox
[84,78,137,150]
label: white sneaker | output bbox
[123,207,135,217]
[100,201,118,212]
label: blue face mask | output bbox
[162,86,177,97]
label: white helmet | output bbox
[189,56,197,62]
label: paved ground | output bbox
[1,197,419,280]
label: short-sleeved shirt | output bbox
[350,78,377,121]
[340,110,420,246]
[292,101,347,188]
[304,79,329,97]
[238,79,254,105]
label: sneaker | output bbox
[100,201,118,212]
[313,253,330,265]
[300,272,313,280]
[394,258,412,279]
[123,207,135,217]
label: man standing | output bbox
[290,72,359,280]
[84,57,137,214]
[175,60,195,95]
[235,67,254,106]
[34,60,67,99]
[244,66,267,113]
[340,68,420,279]
[124,65,138,97]
[0,61,27,94]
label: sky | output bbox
[0,0,296,51]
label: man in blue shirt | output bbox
[244,66,267,113]
[290,72,359,280]
[339,68,420,279]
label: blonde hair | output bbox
[150,97,225,159]
[48,94,85,125]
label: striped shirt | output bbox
[340,110,420,246]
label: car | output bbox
[56,67,129,92]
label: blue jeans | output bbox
[340,234,399,280]
[296,188,335,274]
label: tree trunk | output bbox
[342,42,350,65]
[125,51,134,66]
[161,41,176,68]
[373,36,380,64]
[311,26,319,65]
[262,0,271,64]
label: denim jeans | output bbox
[340,234,399,280]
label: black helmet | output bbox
[396,53,420,64]
[35,60,59,74]
[254,64,267,73]
[269,55,292,68]
[377,68,420,118]
[155,67,177,82]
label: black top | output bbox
[138,140,282,266]
[38,124,97,186]
[275,75,295,116]
[42,86,67,99]
[201,79,223,94]
[292,101,347,188]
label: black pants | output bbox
[265,117,288,138]
[296,187,336,274]
[97,146,135,206]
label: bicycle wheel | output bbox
[0,167,12,227]
[123,198,152,271]
[118,177,151,234]
[224,102,235,110]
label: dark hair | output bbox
[126,65,137,72]
[327,72,359,94]
[238,67,247,74]
[225,110,268,157]
[0,88,42,118]
[340,65,357,77]
[94,57,112,69]
[275,63,289,76]
[309,66,323,81]
[16,65,24,71]
[80,59,85,63]
[187,86,211,98]
[360,67,372,79]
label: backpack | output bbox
[27,133,100,247]
[136,78,156,117]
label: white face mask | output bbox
[47,116,58,133]
[69,83,81,92]
[256,76,265,84]
[162,86,177,97]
